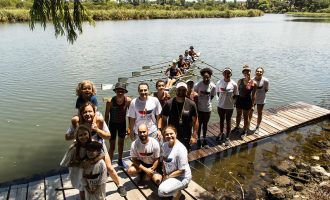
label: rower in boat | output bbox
[183,50,193,67]
[165,59,183,89]
[188,46,200,61]
[177,55,189,74]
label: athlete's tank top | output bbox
[109,96,127,124]
[238,78,253,98]
[170,67,178,77]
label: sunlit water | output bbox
[0,14,329,184]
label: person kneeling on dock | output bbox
[128,123,163,185]
[158,126,192,200]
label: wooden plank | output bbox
[286,104,325,119]
[123,160,159,200]
[263,112,296,128]
[105,179,125,200]
[8,184,27,200]
[264,110,301,125]
[295,102,330,114]
[0,187,9,200]
[283,105,320,119]
[184,180,216,200]
[45,175,64,200]
[114,161,147,200]
[252,113,285,131]
[27,179,45,200]
[269,107,307,123]
[61,173,80,200]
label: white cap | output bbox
[176,82,187,89]
[172,59,177,63]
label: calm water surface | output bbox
[0,14,329,184]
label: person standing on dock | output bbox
[250,67,269,133]
[233,65,257,138]
[161,82,198,151]
[104,82,131,167]
[127,82,163,141]
[194,68,216,148]
[215,67,238,146]
[153,80,171,107]
[128,123,163,185]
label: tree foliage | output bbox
[29,0,94,44]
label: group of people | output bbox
[164,46,199,89]
[60,61,268,200]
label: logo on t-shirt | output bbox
[139,151,154,156]
[138,109,153,116]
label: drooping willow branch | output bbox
[29,0,94,44]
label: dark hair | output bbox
[200,68,213,76]
[155,80,165,87]
[86,141,103,152]
[74,124,92,160]
[78,102,96,123]
[256,67,264,73]
[138,82,149,90]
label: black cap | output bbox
[86,141,103,151]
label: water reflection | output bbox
[287,18,330,23]
[192,119,330,198]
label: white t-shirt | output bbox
[128,96,162,135]
[194,81,216,112]
[161,140,192,180]
[130,137,160,165]
[253,77,269,104]
[82,159,107,200]
[216,79,238,109]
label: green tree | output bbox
[30,0,94,44]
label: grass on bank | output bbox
[0,8,263,23]
[286,11,330,17]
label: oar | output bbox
[197,59,223,73]
[131,70,164,78]
[142,60,172,69]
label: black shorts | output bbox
[109,122,126,141]
[136,160,163,175]
[236,96,252,110]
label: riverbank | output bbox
[287,12,330,17]
[0,8,263,23]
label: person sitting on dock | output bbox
[153,80,171,107]
[127,82,163,141]
[233,65,257,138]
[161,82,198,151]
[158,126,192,200]
[128,123,163,185]
[250,67,269,134]
[194,68,216,148]
[104,82,131,167]
[165,59,183,89]
[215,67,238,146]
[82,141,108,200]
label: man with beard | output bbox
[127,82,162,141]
[161,82,198,151]
[127,123,163,185]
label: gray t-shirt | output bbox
[216,79,238,109]
[130,137,160,165]
[161,140,191,180]
[253,76,269,104]
[194,81,216,112]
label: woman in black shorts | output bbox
[233,65,257,138]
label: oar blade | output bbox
[118,77,128,83]
[101,84,113,91]
[132,71,141,77]
[142,66,151,70]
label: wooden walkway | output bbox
[188,101,330,162]
[0,102,329,200]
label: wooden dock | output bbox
[188,101,330,162]
[0,102,329,200]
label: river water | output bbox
[0,14,329,184]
